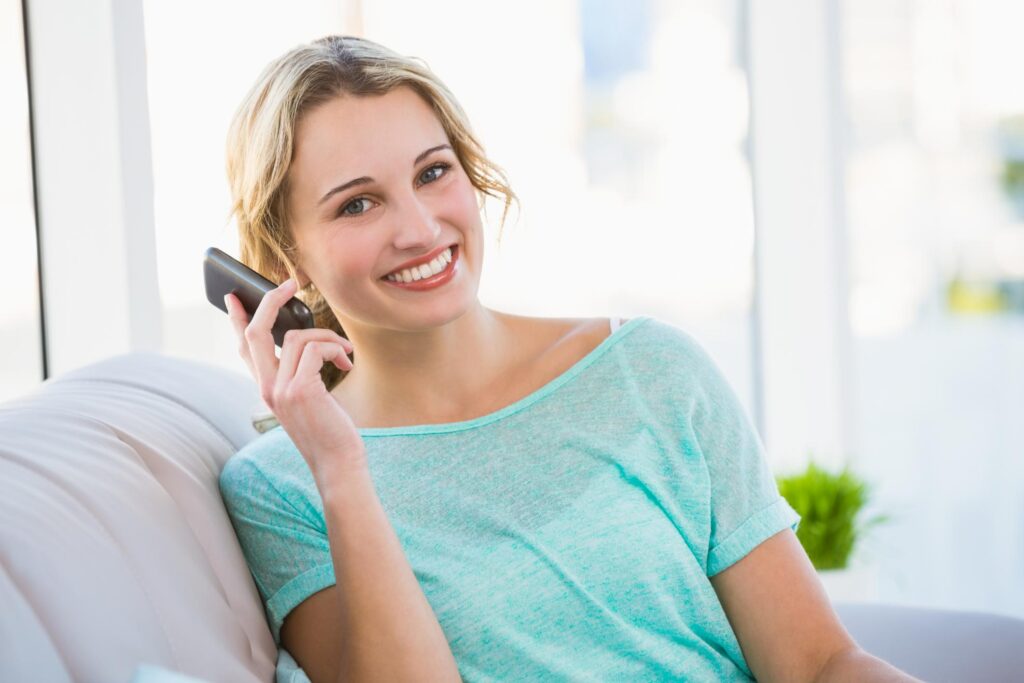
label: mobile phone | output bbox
[203,246,315,347]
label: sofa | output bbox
[2,351,1022,683]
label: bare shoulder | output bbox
[547,315,631,339]
[507,313,601,343]
[507,314,617,365]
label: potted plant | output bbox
[776,460,890,602]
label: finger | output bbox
[223,293,249,336]
[292,340,349,392]
[276,329,352,395]
[224,293,257,373]
[329,342,355,371]
[246,278,297,394]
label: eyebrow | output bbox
[316,144,453,207]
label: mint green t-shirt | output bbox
[219,316,800,682]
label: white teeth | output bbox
[385,247,453,282]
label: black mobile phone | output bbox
[203,246,315,347]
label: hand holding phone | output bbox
[209,246,368,484]
[204,246,315,346]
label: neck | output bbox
[330,303,520,427]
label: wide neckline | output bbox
[346,316,651,437]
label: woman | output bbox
[218,35,917,682]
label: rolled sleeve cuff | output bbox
[266,564,337,644]
[707,497,801,577]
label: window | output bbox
[0,0,43,401]
[841,0,1024,617]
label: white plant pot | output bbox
[817,562,880,603]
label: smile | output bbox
[380,245,459,291]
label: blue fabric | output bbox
[275,648,311,683]
[129,665,213,683]
[219,316,801,682]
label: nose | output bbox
[391,192,442,251]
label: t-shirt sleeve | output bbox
[218,452,336,645]
[677,332,801,578]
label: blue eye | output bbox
[339,198,372,217]
[335,162,452,219]
[419,162,451,184]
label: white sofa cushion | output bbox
[0,352,277,683]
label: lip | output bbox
[382,243,456,278]
[381,244,459,291]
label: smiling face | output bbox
[286,85,485,331]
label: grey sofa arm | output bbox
[834,602,1024,682]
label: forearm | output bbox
[319,462,461,683]
[814,646,922,683]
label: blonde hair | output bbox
[225,35,519,404]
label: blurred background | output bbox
[2,0,1021,620]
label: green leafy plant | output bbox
[776,460,890,571]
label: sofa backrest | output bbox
[0,351,276,683]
